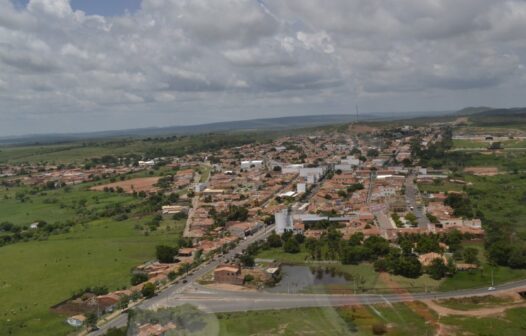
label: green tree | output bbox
[463,247,479,264]
[131,272,148,286]
[86,312,98,331]
[156,245,177,263]
[267,232,283,248]
[141,282,155,298]
[427,258,448,280]
[283,239,300,253]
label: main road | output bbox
[91,275,526,335]
[404,170,431,230]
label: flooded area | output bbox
[268,265,352,293]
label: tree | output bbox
[392,255,422,278]
[463,247,479,264]
[156,245,177,263]
[243,274,254,283]
[427,258,449,280]
[488,240,512,266]
[267,232,283,248]
[305,237,318,258]
[294,233,305,244]
[105,328,126,336]
[86,313,98,331]
[374,258,390,272]
[141,282,155,298]
[168,271,177,281]
[131,272,148,286]
[508,246,526,269]
[363,236,390,258]
[372,323,387,335]
[239,254,255,267]
[179,262,192,275]
[283,239,300,253]
[404,213,418,227]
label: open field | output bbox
[0,217,185,336]
[217,304,435,336]
[0,185,136,227]
[440,242,526,291]
[440,306,526,336]
[90,176,160,193]
[437,295,515,311]
[0,131,282,165]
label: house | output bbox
[293,222,305,235]
[214,264,243,285]
[66,314,86,328]
[161,205,189,215]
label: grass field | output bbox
[0,217,184,336]
[216,304,435,336]
[441,307,526,336]
[256,246,311,264]
[0,185,136,227]
[437,295,514,311]
[440,242,526,291]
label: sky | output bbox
[1,0,526,136]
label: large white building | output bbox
[275,208,293,234]
[240,160,264,170]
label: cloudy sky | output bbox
[1,0,526,135]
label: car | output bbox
[182,279,188,284]
[488,286,496,291]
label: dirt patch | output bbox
[424,299,526,318]
[203,283,256,292]
[464,166,499,176]
[91,177,160,193]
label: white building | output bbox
[282,164,304,174]
[275,209,293,234]
[240,160,264,170]
[297,183,306,193]
[341,156,360,167]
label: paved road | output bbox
[404,172,430,230]
[145,278,526,314]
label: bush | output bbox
[131,272,148,286]
[372,323,387,335]
[141,282,155,298]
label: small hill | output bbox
[456,106,493,115]
[468,107,526,126]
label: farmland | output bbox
[0,216,185,336]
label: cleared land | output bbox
[91,176,160,193]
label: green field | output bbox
[0,217,184,336]
[256,246,310,264]
[217,304,434,336]
[437,295,514,311]
[0,184,136,227]
[441,307,526,336]
[440,242,526,291]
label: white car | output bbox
[488,286,496,291]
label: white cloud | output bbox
[1,0,526,135]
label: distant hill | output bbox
[467,107,526,126]
[456,106,493,115]
[0,110,454,146]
